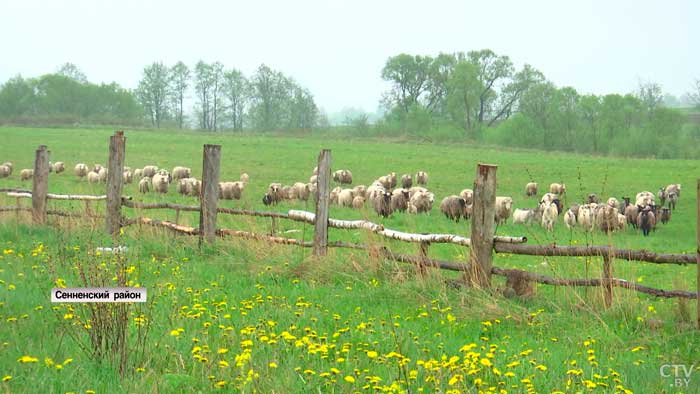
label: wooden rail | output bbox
[494,243,696,265]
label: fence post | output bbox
[418,241,430,276]
[199,144,221,246]
[466,163,497,288]
[270,216,277,236]
[696,179,699,330]
[105,131,126,237]
[32,145,50,225]
[313,149,331,256]
[603,252,612,308]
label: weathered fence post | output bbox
[15,196,20,221]
[174,208,181,225]
[32,145,50,225]
[418,241,430,276]
[696,179,699,329]
[313,149,331,257]
[199,144,221,246]
[466,163,497,288]
[270,216,277,236]
[105,131,126,237]
[603,252,613,308]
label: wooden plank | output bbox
[199,144,221,245]
[467,163,497,288]
[32,145,50,225]
[313,149,331,256]
[106,131,126,236]
[493,243,696,265]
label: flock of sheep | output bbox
[0,160,681,237]
[512,182,681,236]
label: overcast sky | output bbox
[0,0,697,114]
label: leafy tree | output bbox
[170,61,190,129]
[0,76,35,118]
[222,69,248,131]
[380,54,431,114]
[136,62,170,128]
[687,79,700,109]
[56,63,88,84]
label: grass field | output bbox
[0,127,699,393]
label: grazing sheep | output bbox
[512,208,535,225]
[333,169,353,184]
[0,165,10,178]
[133,168,143,179]
[293,182,311,201]
[607,197,619,210]
[665,184,681,197]
[97,167,108,183]
[400,174,412,189]
[540,192,558,204]
[569,203,580,218]
[577,204,595,231]
[637,207,656,236]
[352,185,367,199]
[280,185,294,200]
[52,161,65,174]
[138,177,150,193]
[93,164,104,173]
[660,207,671,224]
[219,182,242,200]
[587,193,600,204]
[240,173,250,184]
[20,169,34,181]
[564,209,576,229]
[312,166,319,176]
[525,182,538,197]
[123,170,133,184]
[177,178,191,195]
[373,191,393,218]
[391,188,410,213]
[440,195,468,222]
[1,162,12,175]
[459,189,474,205]
[635,191,655,207]
[494,197,514,225]
[408,186,428,198]
[172,166,191,181]
[624,204,639,229]
[549,183,566,195]
[152,173,169,193]
[616,214,627,231]
[657,188,667,207]
[367,184,386,201]
[330,186,343,205]
[337,189,355,207]
[406,201,418,214]
[177,178,200,196]
[352,195,365,209]
[267,183,284,204]
[142,165,158,178]
[87,171,100,184]
[596,205,618,233]
[74,163,88,178]
[541,201,558,231]
[415,171,428,185]
[377,174,393,189]
[409,190,434,213]
[668,192,678,210]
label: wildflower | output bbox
[214,380,226,387]
[2,376,11,382]
[218,360,229,368]
[630,346,644,352]
[269,362,278,368]
[344,376,355,383]
[366,351,378,359]
[536,365,548,371]
[17,355,39,363]
[217,348,229,354]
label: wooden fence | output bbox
[1,131,699,327]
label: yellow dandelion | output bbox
[214,380,226,387]
[17,355,39,363]
[2,375,11,382]
[366,351,378,359]
[344,376,355,383]
[169,330,181,337]
[536,365,547,371]
[86,391,96,394]
[218,360,229,368]
[480,358,493,367]
[269,362,278,368]
[217,348,229,354]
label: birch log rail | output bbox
[6,191,133,201]
[494,243,697,265]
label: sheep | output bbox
[564,209,576,229]
[541,201,558,231]
[540,192,558,204]
[0,165,10,178]
[123,170,133,184]
[337,189,355,207]
[406,201,418,214]
[87,171,100,184]
[549,183,566,195]
[1,162,12,175]
[240,173,250,184]
[219,182,242,200]
[177,178,191,195]
[512,208,535,225]
[177,178,200,196]
[93,164,104,173]
[267,183,284,204]
[293,182,311,201]
[97,167,108,183]
[494,196,513,225]
[621,196,631,208]
[577,204,595,231]
[635,191,655,207]
[569,203,580,218]
[367,184,386,201]
[624,204,639,229]
[20,169,34,181]
[459,189,474,205]
[189,178,202,196]
[596,205,618,233]
[668,192,678,210]
[352,195,365,209]
[133,168,143,179]
[415,171,428,185]
[525,182,538,197]
[587,193,600,204]
[400,174,412,189]
[142,165,158,178]
[409,190,434,213]
[373,190,393,218]
[607,197,620,210]
[665,184,681,197]
[312,166,319,176]
[440,195,467,222]
[409,186,428,198]
[138,177,150,193]
[391,188,410,213]
[74,163,88,178]
[637,207,656,236]
[616,214,627,231]
[152,173,169,193]
[52,161,65,174]
[330,186,343,205]
[332,169,353,184]
[281,185,294,200]
[352,185,367,199]
[660,207,671,224]
[657,188,667,207]
[377,174,394,189]
[156,169,171,183]
[172,166,191,181]
[308,182,317,199]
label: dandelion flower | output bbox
[2,376,11,382]
[344,376,355,383]
[17,355,39,363]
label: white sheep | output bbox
[142,165,158,178]
[541,202,558,231]
[400,174,412,189]
[138,177,150,193]
[97,167,108,183]
[133,168,143,179]
[635,191,655,207]
[240,173,250,184]
[293,182,310,201]
[525,182,538,197]
[0,165,10,178]
[20,169,34,181]
[512,208,535,225]
[409,190,434,213]
[52,161,65,174]
[352,195,365,209]
[337,189,355,207]
[564,209,576,229]
[152,173,169,193]
[459,189,474,205]
[415,171,428,185]
[607,197,620,210]
[74,163,88,178]
[577,204,595,231]
[172,166,191,181]
[123,170,133,184]
[87,171,100,184]
[495,196,513,225]
[549,183,566,195]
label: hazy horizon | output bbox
[0,0,697,115]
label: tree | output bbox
[0,75,35,118]
[579,94,602,152]
[445,60,481,135]
[249,64,288,130]
[687,79,700,109]
[468,49,514,125]
[636,81,663,112]
[56,63,88,83]
[380,54,431,114]
[222,68,247,131]
[170,61,190,129]
[136,62,170,128]
[518,81,556,148]
[194,61,224,131]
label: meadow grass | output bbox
[0,127,699,393]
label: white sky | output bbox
[0,0,697,114]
